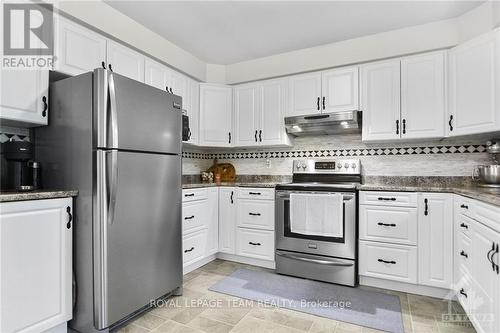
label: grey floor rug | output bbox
[209,268,404,333]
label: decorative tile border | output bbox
[182,144,487,159]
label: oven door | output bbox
[275,189,356,260]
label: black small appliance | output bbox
[3,140,40,191]
[182,111,191,141]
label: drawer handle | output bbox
[249,192,262,195]
[378,259,396,265]
[249,242,261,246]
[378,197,396,201]
[460,204,469,209]
[460,223,469,230]
[184,193,195,197]
[377,222,396,227]
[460,250,468,258]
[184,247,195,253]
[184,215,195,220]
[249,212,261,216]
[460,288,467,298]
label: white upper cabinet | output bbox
[260,79,290,146]
[288,72,322,116]
[233,79,291,147]
[199,84,233,147]
[54,16,106,76]
[401,52,445,139]
[417,193,453,289]
[234,84,261,146]
[448,29,500,136]
[144,58,170,91]
[106,40,145,82]
[186,78,200,145]
[1,69,49,127]
[169,71,189,103]
[321,67,359,113]
[361,60,401,141]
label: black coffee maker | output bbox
[3,141,40,191]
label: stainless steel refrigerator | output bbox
[35,68,183,332]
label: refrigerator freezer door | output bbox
[94,68,182,154]
[94,150,182,329]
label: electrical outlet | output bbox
[265,158,271,168]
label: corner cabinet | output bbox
[199,84,233,147]
[0,198,73,333]
[234,79,291,147]
[448,28,500,136]
[219,187,236,254]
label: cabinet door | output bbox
[106,40,145,82]
[54,16,106,76]
[448,29,500,136]
[186,78,200,145]
[234,84,260,146]
[401,52,445,139]
[260,79,290,146]
[199,84,233,147]
[144,58,170,91]
[206,188,219,255]
[321,67,359,113]
[361,60,401,141]
[417,193,453,289]
[219,187,236,254]
[470,221,500,333]
[0,198,72,333]
[1,68,48,127]
[170,71,189,104]
[288,72,322,117]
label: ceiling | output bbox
[105,1,483,65]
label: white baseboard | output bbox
[360,276,453,299]
[183,254,217,274]
[217,252,275,269]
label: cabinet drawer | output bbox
[182,200,208,234]
[456,231,472,274]
[474,200,500,231]
[359,191,417,207]
[237,199,274,230]
[237,187,274,200]
[182,188,208,202]
[359,240,417,283]
[455,267,471,313]
[456,214,473,238]
[183,229,207,267]
[359,205,417,245]
[236,228,274,261]
[454,195,474,218]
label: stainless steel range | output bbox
[275,159,361,287]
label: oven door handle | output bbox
[276,251,354,267]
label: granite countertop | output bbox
[0,190,79,203]
[182,182,278,189]
[359,176,500,206]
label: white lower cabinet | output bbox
[183,229,207,267]
[359,240,417,283]
[236,228,274,261]
[237,199,274,230]
[417,193,453,289]
[219,187,237,254]
[0,198,73,333]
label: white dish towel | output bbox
[290,193,343,237]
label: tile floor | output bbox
[117,259,476,333]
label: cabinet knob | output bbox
[396,119,400,135]
[101,61,106,69]
[259,130,262,142]
[424,198,429,216]
[317,97,320,110]
[255,130,258,142]
[66,206,72,229]
[402,119,406,134]
[322,96,325,110]
[108,64,113,72]
[449,115,453,131]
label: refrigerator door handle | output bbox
[108,73,119,148]
[95,150,109,328]
[107,150,118,225]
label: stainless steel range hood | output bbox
[285,111,362,136]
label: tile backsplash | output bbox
[182,134,495,177]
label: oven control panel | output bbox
[293,159,361,175]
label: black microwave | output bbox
[182,112,190,141]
